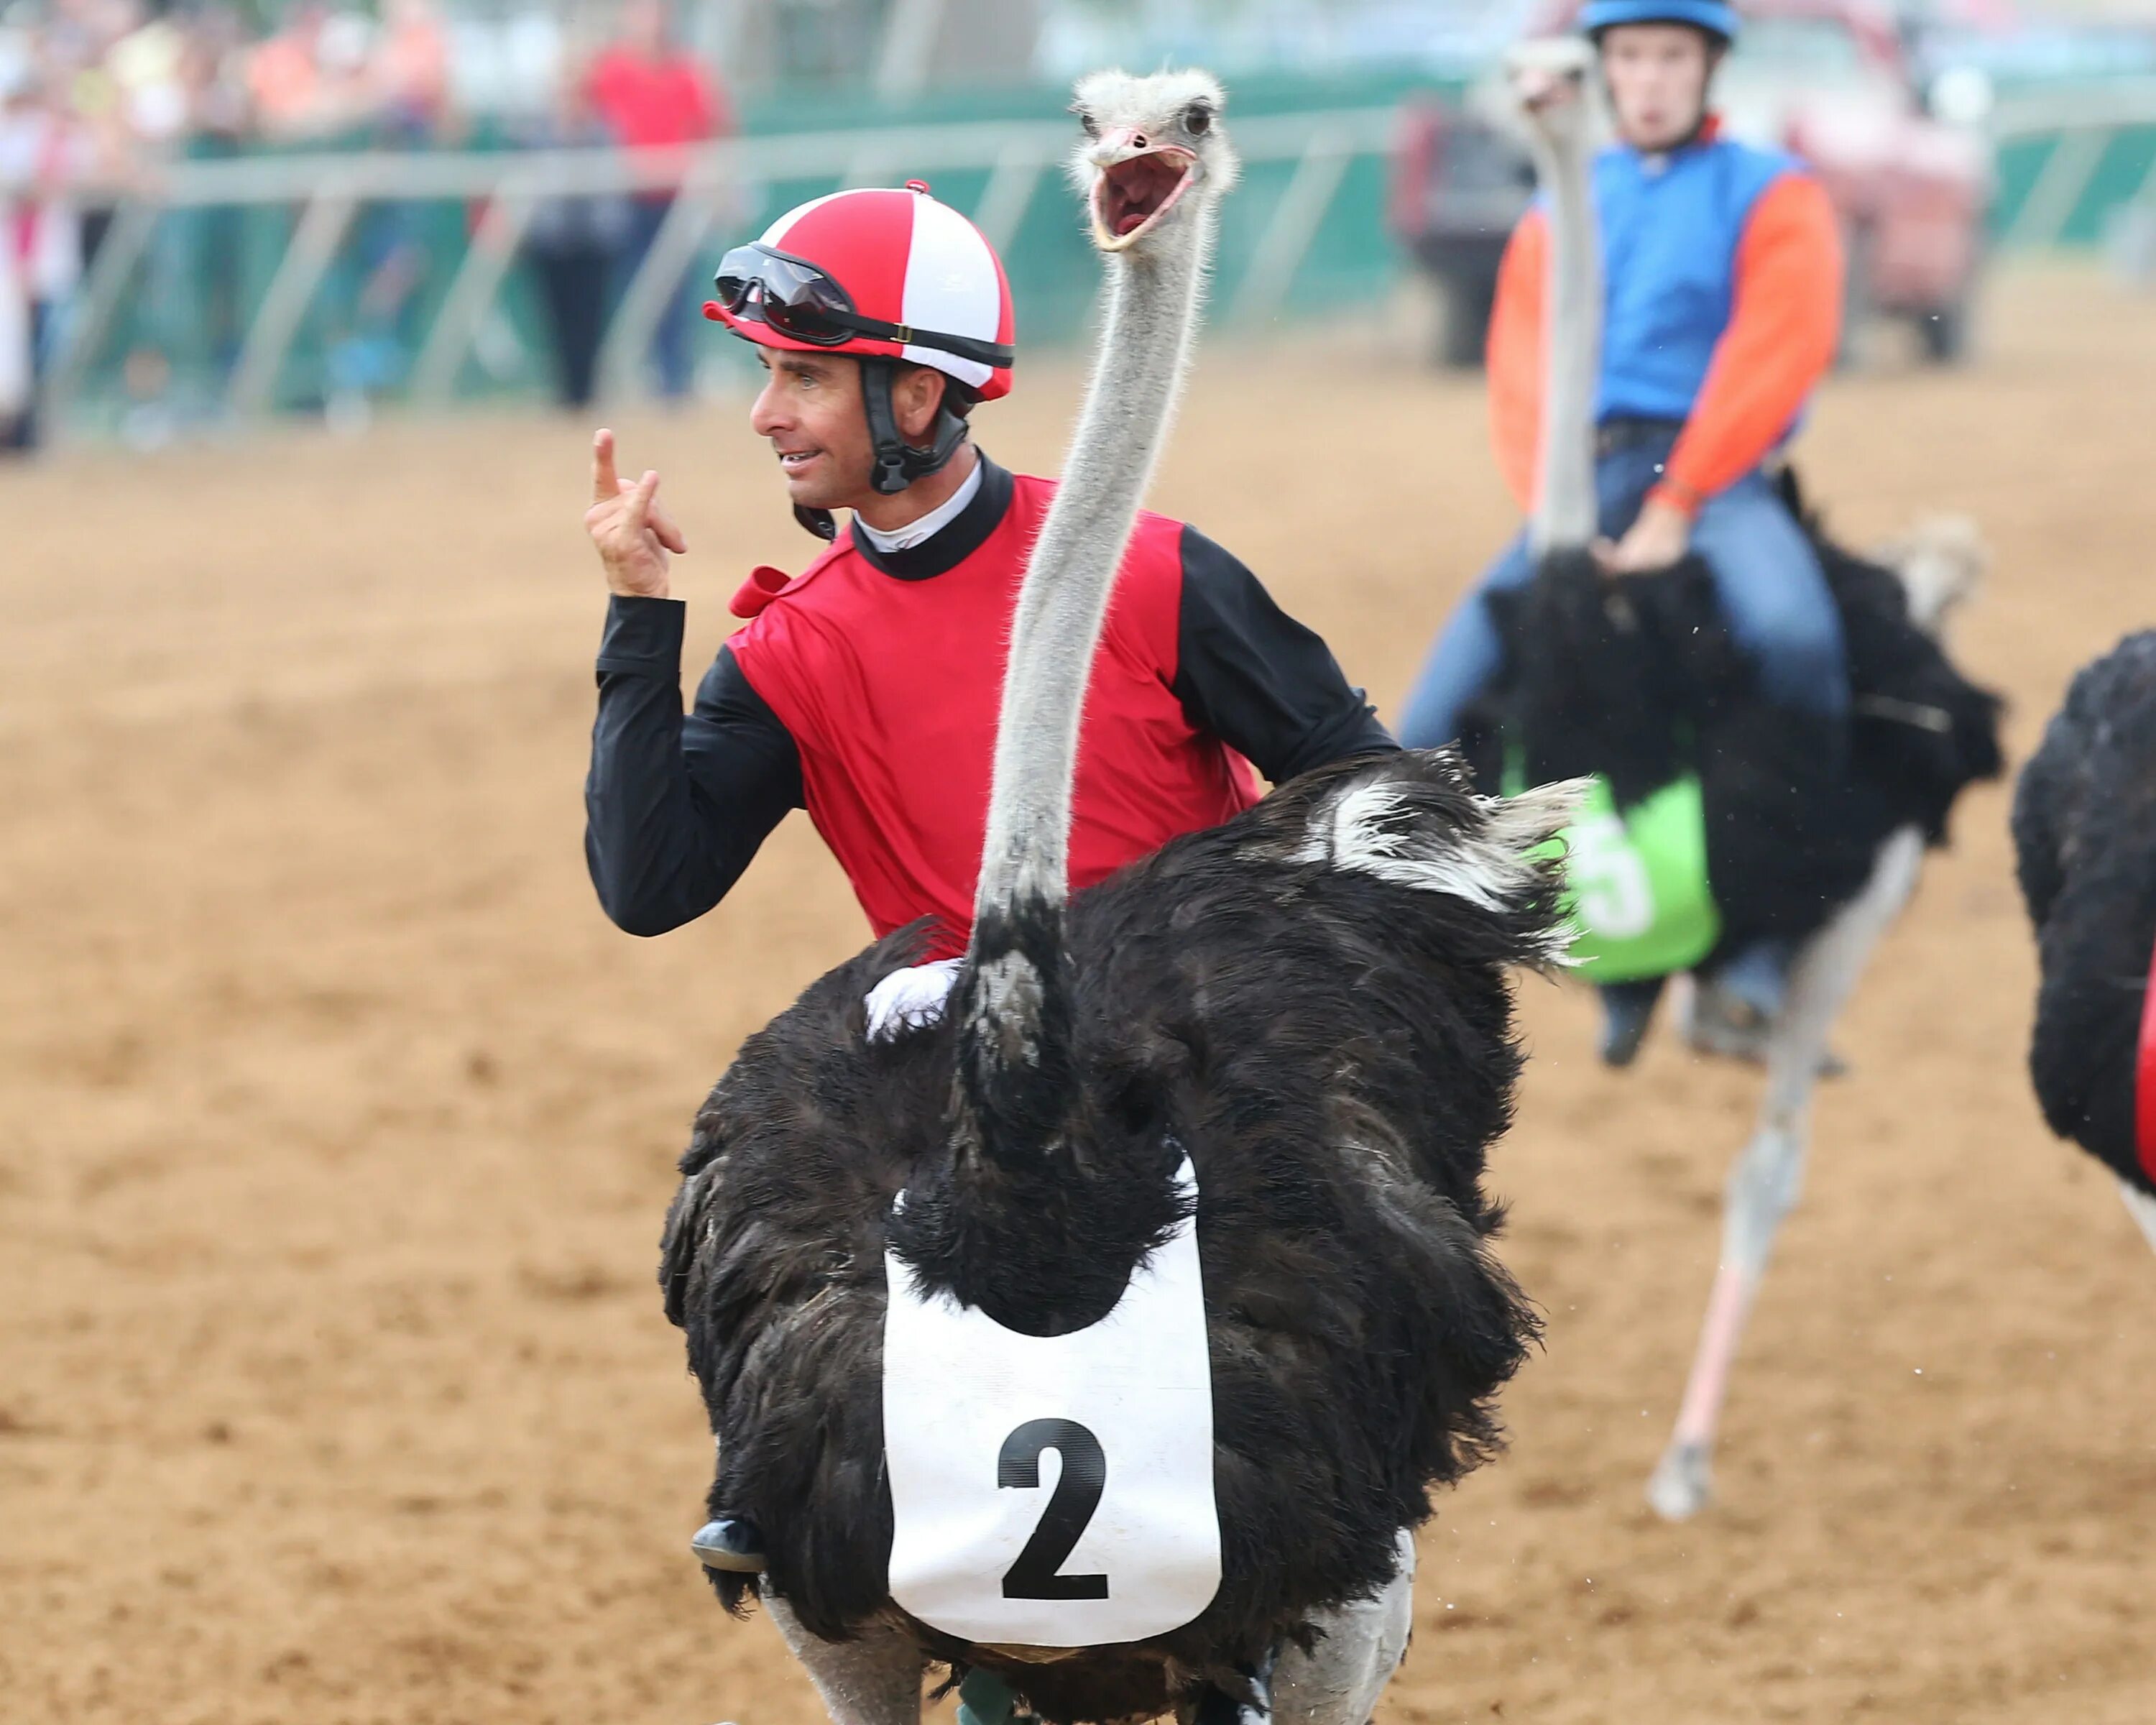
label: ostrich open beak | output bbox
[1089,137,1199,251]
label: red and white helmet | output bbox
[707,183,1015,402]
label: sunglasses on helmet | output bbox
[712,244,1013,371]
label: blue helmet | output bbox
[1577,0,1742,43]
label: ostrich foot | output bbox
[1647,1440,1713,1522]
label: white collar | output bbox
[854,457,985,553]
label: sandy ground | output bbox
[3,264,2154,1725]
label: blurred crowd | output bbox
[1,0,732,450]
[8,0,2154,454]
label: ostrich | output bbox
[1461,38,2003,1521]
[2012,630,2156,1255]
[658,70,1583,1725]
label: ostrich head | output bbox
[1502,36,1598,151]
[1506,36,1603,556]
[1070,69,1240,254]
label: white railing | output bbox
[44,107,1399,432]
[1989,76,2156,252]
[47,81,2156,433]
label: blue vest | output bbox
[1591,136,1804,424]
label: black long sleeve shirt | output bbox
[586,459,1394,937]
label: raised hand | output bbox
[586,428,689,599]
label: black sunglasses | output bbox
[712,244,1013,371]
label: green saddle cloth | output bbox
[1532,771,1722,983]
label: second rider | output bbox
[1399,0,1850,1061]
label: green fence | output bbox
[65,71,1445,428]
[54,68,2156,433]
[1993,121,2156,247]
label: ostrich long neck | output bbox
[970,206,1212,932]
[1529,116,1600,555]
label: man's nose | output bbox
[749,380,787,437]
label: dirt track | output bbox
[3,265,2154,1725]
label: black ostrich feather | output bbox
[2012,630,2156,1197]
[658,748,1570,1723]
[1457,476,2003,970]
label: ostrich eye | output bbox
[1184,101,1213,136]
[1072,106,1099,139]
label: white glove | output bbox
[863,957,964,1043]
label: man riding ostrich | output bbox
[584,134,1401,1725]
[1401,0,1848,1063]
[1406,17,2000,1522]
[650,72,1583,1724]
[2012,632,2156,1258]
[582,177,1393,1001]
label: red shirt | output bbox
[727,474,1261,954]
[584,48,727,154]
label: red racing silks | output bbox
[731,564,793,620]
[2137,933,2156,1185]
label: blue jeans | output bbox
[1398,433,1847,749]
[619,196,696,400]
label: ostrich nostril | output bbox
[1132,132,1148,149]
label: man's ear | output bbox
[894,365,948,445]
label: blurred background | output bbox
[3,0,2155,450]
[9,7,2156,1725]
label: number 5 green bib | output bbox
[1554,773,1721,982]
[1501,745,1720,980]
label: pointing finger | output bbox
[592,428,620,505]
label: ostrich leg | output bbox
[1648,828,1926,1520]
[1270,1532,1416,1724]
[2121,1182,2156,1257]
[764,1596,924,1725]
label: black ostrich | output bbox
[2012,630,2156,1251]
[656,70,1583,1725]
[1452,39,2004,1519]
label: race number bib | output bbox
[882,1157,1222,1647]
[1559,773,1721,983]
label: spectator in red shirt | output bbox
[584,0,729,400]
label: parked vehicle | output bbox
[1389,0,1996,366]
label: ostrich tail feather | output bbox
[1290,751,1587,972]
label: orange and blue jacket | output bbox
[1488,121,1845,520]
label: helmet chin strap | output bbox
[788,357,974,540]
[862,356,972,495]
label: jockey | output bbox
[1398,0,1847,1059]
[583,183,1393,983]
[584,180,1393,1725]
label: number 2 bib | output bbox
[881,1156,1222,1647]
